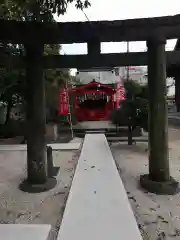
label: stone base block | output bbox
[19,177,57,193]
[140,174,179,195]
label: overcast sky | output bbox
[54,0,180,55]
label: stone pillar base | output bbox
[19,178,57,193]
[47,146,53,177]
[140,174,179,195]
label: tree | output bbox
[111,80,149,132]
[0,0,91,113]
[123,79,142,99]
[12,0,90,15]
[0,0,91,185]
[0,69,24,124]
[0,42,26,125]
[44,44,71,121]
[0,43,71,127]
[0,0,90,20]
[0,0,83,126]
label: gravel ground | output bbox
[1,125,180,240]
[0,149,79,240]
[111,127,180,240]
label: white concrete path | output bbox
[0,143,81,151]
[0,224,51,240]
[58,134,142,240]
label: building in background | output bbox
[75,68,119,85]
[75,66,148,85]
[75,67,175,96]
[121,66,148,85]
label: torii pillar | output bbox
[175,74,180,112]
[140,38,179,194]
[20,43,56,192]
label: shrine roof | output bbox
[69,81,116,93]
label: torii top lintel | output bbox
[1,14,180,44]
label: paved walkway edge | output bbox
[0,143,81,151]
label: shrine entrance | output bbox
[1,14,180,194]
[69,81,115,121]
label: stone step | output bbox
[75,130,142,138]
[0,143,81,151]
[0,224,51,240]
[107,137,148,142]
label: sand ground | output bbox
[0,149,79,240]
[1,127,180,239]
[111,127,180,240]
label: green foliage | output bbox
[0,43,71,120]
[0,42,26,123]
[137,84,148,99]
[0,118,25,137]
[123,79,142,98]
[0,0,91,20]
[111,99,138,125]
[44,46,68,111]
[0,0,91,130]
[111,80,149,131]
[13,0,91,15]
[0,0,85,124]
[44,44,71,88]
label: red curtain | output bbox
[116,77,126,109]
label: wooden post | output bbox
[66,93,75,125]
[128,124,133,145]
[25,43,47,184]
[140,38,178,194]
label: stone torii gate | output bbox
[0,14,180,194]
